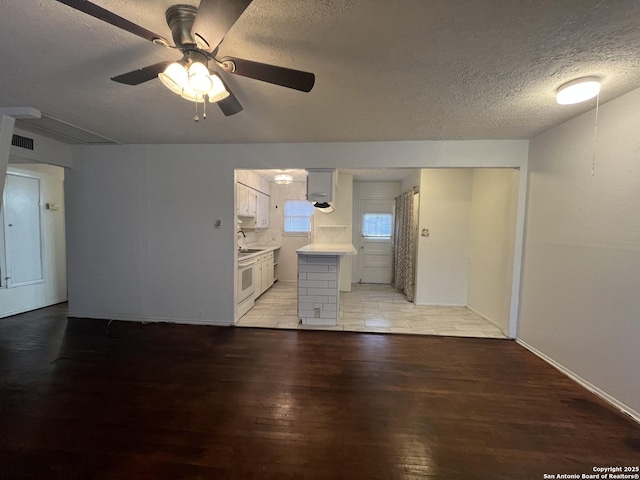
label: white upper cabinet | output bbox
[247,188,257,217]
[307,169,335,204]
[256,192,270,228]
[236,183,248,216]
[237,170,270,225]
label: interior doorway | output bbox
[234,167,522,339]
[0,163,67,318]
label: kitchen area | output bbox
[235,168,282,319]
[235,168,357,324]
[234,167,514,339]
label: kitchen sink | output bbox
[239,248,264,253]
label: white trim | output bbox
[414,302,466,307]
[66,312,234,327]
[0,115,16,211]
[516,338,640,425]
[508,167,527,339]
[466,305,509,337]
[0,297,68,319]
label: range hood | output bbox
[306,169,336,213]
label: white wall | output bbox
[313,172,353,291]
[467,169,518,332]
[66,150,236,325]
[1,163,67,317]
[519,87,640,418]
[400,169,421,193]
[256,181,308,282]
[65,140,527,326]
[414,169,473,306]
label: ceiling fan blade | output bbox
[220,57,315,92]
[216,78,243,116]
[55,0,169,44]
[218,94,243,116]
[192,0,254,52]
[111,61,173,85]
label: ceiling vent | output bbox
[11,134,34,151]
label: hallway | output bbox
[237,282,507,338]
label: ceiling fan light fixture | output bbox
[274,172,293,184]
[207,73,230,103]
[158,62,188,95]
[556,76,601,105]
[188,61,213,95]
[181,84,206,103]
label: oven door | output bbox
[237,257,257,305]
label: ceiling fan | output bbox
[55,0,316,117]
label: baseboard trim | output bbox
[1,297,68,319]
[414,302,466,307]
[466,306,508,335]
[516,338,640,425]
[66,312,233,327]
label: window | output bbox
[362,213,393,238]
[284,200,314,234]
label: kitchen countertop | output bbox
[237,245,281,261]
[296,243,357,256]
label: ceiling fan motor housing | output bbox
[165,4,198,47]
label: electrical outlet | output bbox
[314,308,321,318]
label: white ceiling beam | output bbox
[0,107,41,208]
[0,114,17,210]
[0,107,41,119]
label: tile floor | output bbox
[236,282,507,338]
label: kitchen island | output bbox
[296,243,357,325]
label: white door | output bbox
[2,174,44,287]
[357,198,394,284]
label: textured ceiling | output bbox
[1,0,640,144]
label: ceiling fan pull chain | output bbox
[591,92,600,177]
[194,96,200,122]
[203,96,207,120]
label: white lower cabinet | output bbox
[254,251,275,299]
[255,261,263,299]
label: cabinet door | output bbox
[256,192,270,228]
[236,184,247,215]
[261,259,269,292]
[254,261,263,297]
[307,170,334,203]
[267,258,274,288]
[247,189,257,217]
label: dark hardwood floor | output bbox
[1,304,638,479]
